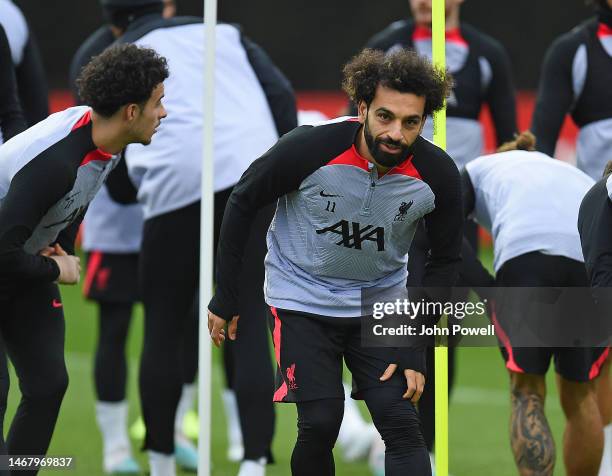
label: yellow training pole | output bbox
[432,0,448,475]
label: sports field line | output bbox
[452,386,562,411]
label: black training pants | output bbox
[139,192,275,457]
[292,388,430,476]
[93,294,199,403]
[0,282,69,476]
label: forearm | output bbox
[0,228,60,284]
[208,196,258,319]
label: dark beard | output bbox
[363,116,411,168]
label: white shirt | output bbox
[465,150,595,271]
[125,22,278,219]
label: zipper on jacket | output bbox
[360,166,377,216]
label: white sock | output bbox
[95,400,132,471]
[175,383,196,437]
[148,451,176,476]
[237,457,266,476]
[600,424,612,476]
[338,383,367,446]
[222,389,243,447]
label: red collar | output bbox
[598,22,612,38]
[413,25,467,47]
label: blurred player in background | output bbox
[462,132,606,476]
[578,160,612,476]
[0,20,25,473]
[0,0,48,129]
[532,0,612,178]
[99,1,297,475]
[532,2,612,473]
[358,1,518,468]
[0,23,25,143]
[69,2,200,474]
[0,43,168,474]
[209,48,462,476]
[579,161,612,288]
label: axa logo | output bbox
[394,201,413,222]
[316,220,385,251]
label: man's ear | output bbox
[124,103,139,122]
[357,101,367,123]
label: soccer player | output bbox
[209,48,462,476]
[99,2,297,475]
[359,1,518,459]
[0,23,25,142]
[532,3,612,472]
[0,43,167,472]
[579,161,612,476]
[532,0,612,179]
[68,2,197,473]
[579,162,612,289]
[363,0,517,168]
[462,132,606,476]
[0,0,48,127]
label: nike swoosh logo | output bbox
[320,191,342,198]
[52,299,63,309]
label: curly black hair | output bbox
[76,44,169,117]
[342,48,453,117]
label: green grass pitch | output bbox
[4,247,569,475]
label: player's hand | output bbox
[49,245,81,284]
[38,246,56,257]
[208,310,239,347]
[379,364,426,403]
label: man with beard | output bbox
[208,48,462,476]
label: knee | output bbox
[510,373,546,401]
[297,400,343,447]
[559,379,597,417]
[98,322,129,348]
[375,400,425,452]
[22,366,68,403]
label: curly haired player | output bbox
[0,43,167,472]
[208,48,462,476]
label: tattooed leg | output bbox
[558,376,602,476]
[510,374,555,476]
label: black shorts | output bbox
[84,251,140,304]
[495,251,609,382]
[268,307,407,403]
